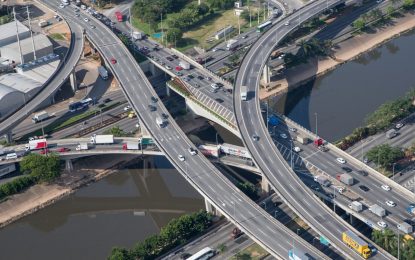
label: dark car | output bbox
[148,105,156,112]
[357,170,368,176]
[151,96,158,103]
[161,113,168,120]
[342,167,352,173]
[166,56,174,61]
[252,134,259,141]
[172,54,179,59]
[215,98,224,103]
[103,98,112,103]
[359,185,370,192]
[187,74,194,79]
[197,75,204,80]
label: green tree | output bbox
[386,5,396,18]
[352,18,366,31]
[20,153,61,182]
[366,144,404,169]
[403,0,415,9]
[369,9,383,21]
[229,53,240,66]
[166,28,183,44]
[107,247,132,260]
[234,252,252,260]
[296,39,313,57]
[217,243,227,253]
[105,125,126,137]
[237,182,259,200]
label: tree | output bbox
[369,9,383,21]
[20,153,61,182]
[217,243,227,253]
[403,0,415,9]
[229,53,240,66]
[386,5,396,18]
[237,182,259,201]
[105,125,126,137]
[352,18,366,32]
[166,28,183,44]
[366,144,404,169]
[108,247,132,260]
[296,39,313,57]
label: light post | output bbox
[274,210,278,218]
[290,141,293,169]
[266,100,269,129]
[296,228,300,236]
[314,112,318,136]
[333,185,336,212]
[215,132,219,146]
[392,163,396,181]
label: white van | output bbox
[6,153,17,160]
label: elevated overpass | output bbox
[234,0,396,259]
[37,1,329,259]
[0,10,84,141]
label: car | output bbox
[75,13,80,17]
[188,148,197,155]
[215,98,224,103]
[318,145,329,152]
[359,185,370,192]
[74,8,80,12]
[278,53,286,59]
[363,157,369,164]
[83,17,89,22]
[212,48,218,52]
[165,65,172,70]
[197,75,204,80]
[377,221,387,228]
[166,57,174,61]
[280,133,287,139]
[357,170,368,176]
[182,77,190,82]
[395,123,404,129]
[124,105,131,111]
[195,84,200,88]
[289,127,297,132]
[252,135,259,141]
[178,155,185,161]
[103,98,112,103]
[172,54,179,59]
[151,96,158,103]
[176,71,183,76]
[209,87,218,93]
[294,146,301,152]
[242,35,248,39]
[386,200,396,207]
[284,21,290,26]
[337,187,345,194]
[161,113,168,120]
[90,25,96,29]
[59,3,65,8]
[336,157,346,164]
[341,167,352,173]
[381,184,391,191]
[57,147,70,153]
[188,74,194,79]
[148,105,156,112]
[110,58,117,64]
[175,66,183,71]
[40,149,50,155]
[207,76,212,81]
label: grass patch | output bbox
[49,33,66,41]
[132,17,153,36]
[232,243,269,260]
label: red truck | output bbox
[25,139,47,150]
[115,11,123,22]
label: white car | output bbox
[336,157,346,164]
[178,155,185,161]
[188,148,197,156]
[165,65,172,70]
[124,105,131,111]
[381,184,391,191]
[284,21,290,26]
[289,127,297,132]
[212,48,218,52]
[395,123,404,129]
[386,200,396,207]
[59,3,65,8]
[280,133,287,139]
[377,221,387,228]
[84,17,89,22]
[293,146,301,152]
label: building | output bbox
[0,20,30,47]
[0,34,53,64]
[214,26,234,40]
[234,1,243,8]
[0,83,24,118]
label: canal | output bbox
[272,29,415,142]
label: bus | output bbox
[69,98,92,112]
[256,21,272,32]
[187,247,216,260]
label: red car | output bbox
[40,148,49,155]
[111,58,117,64]
[175,66,183,71]
[57,147,71,153]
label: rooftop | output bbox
[0,20,30,40]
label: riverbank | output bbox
[259,11,415,100]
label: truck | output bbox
[38,20,49,27]
[231,227,242,239]
[241,85,247,101]
[296,135,309,145]
[288,248,313,260]
[76,142,88,151]
[407,205,415,215]
[386,129,397,139]
[25,139,47,150]
[220,143,251,159]
[156,116,165,128]
[123,141,140,150]
[314,138,324,147]
[270,50,282,60]
[195,56,212,64]
[226,39,239,51]
[314,175,331,187]
[397,222,413,234]
[98,66,108,80]
[179,60,190,70]
[348,201,363,212]
[115,11,123,22]
[336,173,354,185]
[32,111,49,123]
[369,204,386,217]
[139,137,154,147]
[342,230,371,259]
[132,31,145,40]
[90,134,114,144]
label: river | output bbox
[272,29,415,142]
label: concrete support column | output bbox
[205,198,214,214]
[165,84,171,97]
[3,131,13,143]
[65,159,73,172]
[69,70,77,92]
[262,64,271,85]
[349,214,354,225]
[261,175,270,195]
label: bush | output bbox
[0,175,37,201]
[366,144,404,169]
[237,182,259,201]
[20,153,61,182]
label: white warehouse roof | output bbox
[0,20,31,46]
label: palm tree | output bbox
[296,39,313,57]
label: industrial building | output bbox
[0,20,30,46]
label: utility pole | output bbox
[129,8,133,39]
[315,112,318,136]
[13,7,24,64]
[160,12,164,45]
[238,14,240,35]
[26,6,36,60]
[249,6,252,27]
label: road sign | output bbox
[320,236,330,246]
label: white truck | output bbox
[397,222,413,234]
[314,175,331,187]
[241,85,247,101]
[98,66,109,80]
[179,60,191,70]
[386,129,397,139]
[38,20,49,27]
[226,39,239,51]
[32,111,49,123]
[296,135,309,145]
[369,204,386,217]
[132,31,145,40]
[156,116,165,128]
[25,139,47,150]
[90,134,114,144]
[348,201,363,212]
[76,142,89,151]
[123,141,140,150]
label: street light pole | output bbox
[392,163,396,181]
[314,112,318,136]
[215,132,219,146]
[266,100,269,129]
[333,185,336,212]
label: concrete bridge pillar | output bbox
[261,175,270,195]
[349,214,354,225]
[69,70,78,92]
[3,131,13,143]
[165,84,171,97]
[205,199,221,216]
[262,64,271,85]
[65,159,73,172]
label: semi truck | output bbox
[336,173,354,185]
[220,143,251,159]
[342,230,371,259]
[369,204,386,217]
[98,66,109,80]
[314,175,331,187]
[132,31,145,40]
[25,139,47,150]
[397,222,413,234]
[90,134,114,144]
[386,129,397,139]
[76,142,89,151]
[123,141,140,150]
[226,39,239,51]
[348,201,363,212]
[32,111,49,123]
[139,137,154,148]
[296,135,309,144]
[179,60,191,70]
[241,85,247,101]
